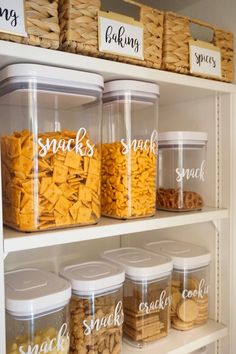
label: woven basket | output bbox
[162,12,234,82]
[59,0,164,69]
[0,0,60,49]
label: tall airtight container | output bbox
[102,80,159,219]
[0,64,103,231]
[5,268,71,354]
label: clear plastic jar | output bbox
[157,131,207,211]
[144,240,211,331]
[0,64,103,231]
[101,247,173,347]
[60,261,125,354]
[5,268,71,354]
[102,80,159,219]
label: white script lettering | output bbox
[38,128,94,157]
[121,130,158,155]
[139,290,171,314]
[182,278,209,300]
[19,323,69,354]
[83,301,124,336]
[176,160,206,183]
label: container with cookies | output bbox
[102,80,159,219]
[0,63,103,231]
[101,247,173,347]
[60,260,125,354]
[5,268,71,354]
[157,131,208,211]
[144,240,211,331]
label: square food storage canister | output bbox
[101,247,173,347]
[5,268,71,354]
[157,131,208,211]
[0,63,103,232]
[102,80,159,219]
[144,240,211,331]
[60,260,125,354]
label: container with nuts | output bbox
[157,131,208,212]
[102,80,159,219]
[0,63,103,232]
[101,247,173,347]
[60,260,125,354]
[5,268,71,354]
[144,240,211,331]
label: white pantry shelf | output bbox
[0,41,236,106]
[123,320,227,354]
[3,207,228,254]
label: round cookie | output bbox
[177,299,199,322]
[186,277,199,290]
[172,316,193,331]
[171,291,182,313]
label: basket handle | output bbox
[189,17,217,32]
[122,0,150,9]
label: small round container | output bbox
[102,80,159,219]
[60,260,125,354]
[101,247,173,347]
[5,268,71,354]
[144,240,211,331]
[157,131,208,211]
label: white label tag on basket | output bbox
[98,11,144,60]
[0,0,27,37]
[189,40,221,79]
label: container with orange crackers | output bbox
[101,247,173,347]
[102,80,159,219]
[0,64,103,232]
[144,240,211,331]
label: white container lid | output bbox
[144,240,211,270]
[5,268,71,317]
[0,63,104,91]
[60,260,125,296]
[101,247,173,281]
[104,80,160,96]
[158,131,208,146]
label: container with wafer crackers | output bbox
[144,240,211,331]
[101,247,173,347]
[60,260,125,354]
[0,64,103,232]
[102,80,159,219]
[157,131,207,212]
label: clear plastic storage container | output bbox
[101,247,173,347]
[157,131,208,211]
[60,260,125,354]
[102,80,159,219]
[5,268,71,354]
[144,240,211,331]
[0,64,103,232]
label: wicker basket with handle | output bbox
[162,12,234,82]
[59,0,164,69]
[0,0,60,49]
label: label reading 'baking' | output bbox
[98,11,144,60]
[38,128,95,157]
[175,160,206,183]
[0,0,27,37]
[83,300,124,336]
[189,39,221,79]
[121,130,158,155]
[182,278,209,299]
[139,290,171,314]
[18,323,69,354]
